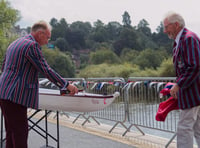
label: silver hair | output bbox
[31,20,52,32]
[163,11,185,27]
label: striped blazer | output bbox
[173,28,200,109]
[0,34,68,109]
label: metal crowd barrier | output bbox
[126,77,178,132]
[0,77,179,148]
[83,77,128,130]
[39,77,179,147]
[125,77,179,147]
[81,77,179,147]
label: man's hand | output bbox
[170,83,179,99]
[67,84,78,96]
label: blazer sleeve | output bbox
[25,42,68,88]
[176,35,200,88]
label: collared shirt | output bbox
[174,28,184,50]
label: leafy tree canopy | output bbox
[42,48,76,77]
[0,0,19,69]
[90,47,121,65]
[122,11,131,27]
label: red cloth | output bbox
[156,97,179,121]
[160,88,170,96]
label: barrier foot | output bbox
[122,124,145,136]
[109,121,128,133]
[82,116,100,126]
[72,113,90,124]
[165,133,176,148]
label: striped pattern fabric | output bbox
[0,34,67,109]
[173,28,200,109]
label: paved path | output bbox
[26,111,177,148]
[28,120,135,148]
[1,110,180,148]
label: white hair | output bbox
[31,20,51,33]
[163,11,185,27]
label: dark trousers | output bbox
[0,99,28,148]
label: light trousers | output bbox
[177,105,200,148]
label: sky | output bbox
[7,0,200,34]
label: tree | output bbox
[106,21,122,41]
[79,54,89,69]
[90,48,121,64]
[152,22,172,53]
[137,19,151,37]
[93,19,104,28]
[68,21,92,50]
[122,11,131,27]
[42,48,75,77]
[90,20,108,43]
[0,1,19,70]
[120,48,139,63]
[113,27,141,55]
[54,37,69,52]
[134,48,168,69]
[65,29,86,49]
[136,31,158,50]
[158,57,175,77]
[49,18,58,28]
[70,21,92,37]
[50,18,68,41]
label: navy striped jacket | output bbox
[173,28,200,109]
[0,34,67,109]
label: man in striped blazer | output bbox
[0,21,78,148]
[163,12,200,148]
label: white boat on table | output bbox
[39,88,120,112]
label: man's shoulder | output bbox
[9,34,37,50]
[24,34,36,42]
[183,28,200,40]
[19,34,38,47]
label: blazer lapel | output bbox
[172,42,177,63]
[173,28,188,63]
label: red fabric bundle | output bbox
[155,97,179,121]
[155,82,179,122]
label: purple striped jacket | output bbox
[173,28,200,109]
[0,34,67,109]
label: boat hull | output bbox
[39,88,119,112]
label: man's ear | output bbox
[175,22,180,29]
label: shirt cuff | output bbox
[61,81,69,90]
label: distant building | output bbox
[14,25,28,37]
[20,29,28,37]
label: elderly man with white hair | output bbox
[163,11,200,148]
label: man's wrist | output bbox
[61,81,69,90]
